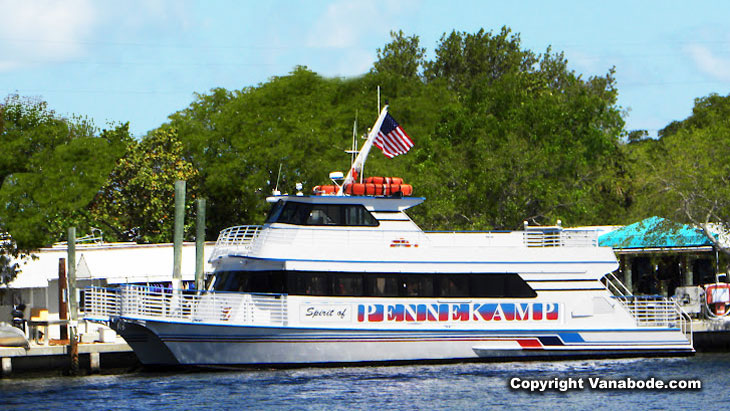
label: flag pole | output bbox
[339,105,389,194]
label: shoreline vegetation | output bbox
[3,28,730,283]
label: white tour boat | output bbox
[84,106,693,367]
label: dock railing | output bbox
[83,285,288,327]
[603,272,692,345]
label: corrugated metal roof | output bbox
[598,216,714,249]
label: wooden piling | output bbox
[173,180,185,285]
[67,227,79,376]
[195,198,206,290]
[58,258,69,341]
[67,228,77,320]
[69,331,79,375]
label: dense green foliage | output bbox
[2,26,730,281]
[162,28,628,233]
[0,95,130,249]
[624,93,730,254]
[89,127,199,243]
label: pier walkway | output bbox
[1,338,136,376]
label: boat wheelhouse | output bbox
[83,106,693,367]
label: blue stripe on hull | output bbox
[114,317,693,366]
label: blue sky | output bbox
[1,0,729,138]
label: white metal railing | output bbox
[210,225,263,259]
[83,286,121,320]
[602,272,692,345]
[523,230,598,247]
[603,271,633,297]
[209,225,599,260]
[83,285,288,326]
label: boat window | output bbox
[437,275,470,297]
[469,274,537,298]
[333,273,364,296]
[273,202,378,226]
[212,271,235,291]
[212,271,285,293]
[265,200,285,223]
[365,275,400,297]
[402,275,434,297]
[289,272,331,295]
[211,271,536,298]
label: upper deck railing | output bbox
[210,225,263,260]
[523,229,598,248]
[209,224,601,260]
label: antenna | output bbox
[351,111,358,166]
[273,163,283,195]
[377,86,381,114]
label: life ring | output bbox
[705,283,730,317]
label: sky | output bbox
[1,0,729,138]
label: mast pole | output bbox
[338,105,389,194]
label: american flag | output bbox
[373,113,413,158]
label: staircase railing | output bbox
[603,272,692,345]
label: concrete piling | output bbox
[2,357,11,375]
[89,352,100,373]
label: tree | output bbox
[0,95,129,250]
[424,27,537,92]
[647,93,730,257]
[165,67,379,235]
[408,34,627,230]
[161,29,629,234]
[0,94,78,185]
[372,30,426,79]
[89,127,199,243]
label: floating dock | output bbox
[1,338,137,376]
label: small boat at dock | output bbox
[0,322,30,350]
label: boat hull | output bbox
[0,324,30,350]
[113,317,693,367]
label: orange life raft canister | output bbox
[706,283,730,316]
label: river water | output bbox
[1,354,724,410]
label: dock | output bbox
[692,319,730,351]
[1,338,137,376]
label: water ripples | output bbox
[0,354,724,410]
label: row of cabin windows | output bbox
[212,271,537,298]
[265,200,379,227]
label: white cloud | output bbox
[685,43,730,82]
[306,0,419,49]
[307,0,379,48]
[302,0,420,77]
[0,0,97,71]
